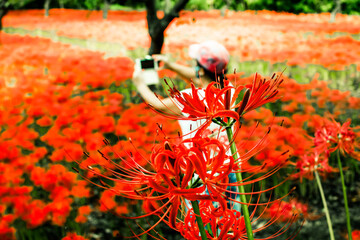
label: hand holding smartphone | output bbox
[135,56,159,85]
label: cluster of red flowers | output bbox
[4,9,360,70]
[0,33,179,239]
[75,76,305,239]
[290,150,337,182]
[62,232,89,240]
[1,9,359,239]
[261,199,319,223]
[225,72,359,175]
[287,117,359,183]
[351,230,360,240]
[315,119,360,160]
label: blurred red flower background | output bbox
[0,8,359,240]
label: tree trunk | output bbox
[330,0,341,23]
[103,0,109,19]
[164,0,171,14]
[240,0,248,10]
[221,0,230,16]
[59,0,64,9]
[44,0,51,17]
[0,0,8,32]
[145,0,189,55]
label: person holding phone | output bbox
[133,41,238,209]
[131,40,230,118]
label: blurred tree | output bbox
[2,0,360,15]
[84,0,102,10]
[330,0,342,22]
[44,0,51,16]
[164,0,171,12]
[145,0,189,54]
[103,0,110,19]
[236,0,248,10]
[0,0,8,31]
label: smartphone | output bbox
[140,58,156,69]
[135,57,159,85]
[135,57,158,70]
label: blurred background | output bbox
[0,0,359,239]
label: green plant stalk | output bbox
[206,222,214,237]
[314,170,335,240]
[191,200,208,240]
[226,127,254,240]
[337,150,352,240]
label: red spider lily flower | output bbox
[62,232,89,240]
[177,200,299,240]
[22,200,50,228]
[71,180,91,198]
[165,79,240,123]
[0,214,16,240]
[351,230,360,240]
[72,127,292,239]
[238,72,283,116]
[291,150,338,182]
[177,201,246,240]
[48,198,73,226]
[30,165,77,192]
[153,73,283,128]
[72,136,234,233]
[314,119,360,160]
[75,206,92,223]
[262,199,319,223]
[99,189,129,214]
[99,190,117,211]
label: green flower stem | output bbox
[206,222,214,237]
[191,200,208,240]
[337,150,352,240]
[226,127,254,240]
[314,170,335,240]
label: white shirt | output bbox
[177,87,231,145]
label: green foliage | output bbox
[184,0,359,14]
[186,0,211,10]
[319,1,333,12]
[109,3,138,10]
[84,0,102,10]
[102,0,146,11]
[342,0,360,14]
[6,0,35,9]
[2,0,360,14]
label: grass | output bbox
[4,26,360,97]
[3,27,125,58]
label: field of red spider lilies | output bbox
[1,9,360,240]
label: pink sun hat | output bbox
[188,40,230,73]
